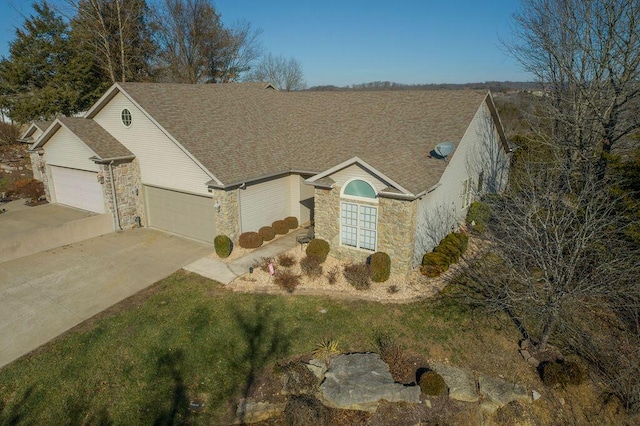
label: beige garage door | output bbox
[144,186,216,243]
[50,166,105,213]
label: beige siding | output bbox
[413,101,510,266]
[240,176,291,232]
[144,186,216,243]
[288,175,315,224]
[92,92,212,196]
[299,177,315,224]
[330,164,390,193]
[44,126,99,172]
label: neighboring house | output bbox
[28,83,511,274]
[18,121,51,181]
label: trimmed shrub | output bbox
[300,255,323,277]
[258,226,276,242]
[434,242,460,264]
[369,252,391,282]
[214,235,232,258]
[275,271,301,293]
[539,361,586,387]
[453,232,469,254]
[272,220,289,235]
[466,201,491,233]
[306,239,330,263]
[421,252,450,277]
[419,371,447,396]
[277,253,296,267]
[284,216,299,229]
[238,231,263,249]
[343,263,371,290]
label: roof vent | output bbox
[434,142,455,160]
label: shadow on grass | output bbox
[231,297,292,423]
[149,348,190,425]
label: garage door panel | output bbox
[50,166,105,213]
[144,186,216,243]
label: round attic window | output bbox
[121,109,132,127]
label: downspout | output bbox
[109,161,121,231]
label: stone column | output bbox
[210,188,240,242]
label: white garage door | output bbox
[50,166,105,213]
[240,177,291,232]
[144,186,216,243]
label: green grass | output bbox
[0,270,520,424]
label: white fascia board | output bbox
[85,83,224,187]
[306,156,413,196]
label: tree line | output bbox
[0,0,306,124]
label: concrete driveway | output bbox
[0,228,213,369]
[0,201,113,263]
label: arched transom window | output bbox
[340,179,377,251]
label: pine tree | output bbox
[0,1,102,123]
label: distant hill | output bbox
[307,81,540,92]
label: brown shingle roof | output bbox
[58,117,133,160]
[116,83,488,194]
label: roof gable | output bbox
[31,117,133,161]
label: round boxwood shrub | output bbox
[214,235,232,258]
[272,220,289,235]
[258,226,276,242]
[419,371,447,396]
[369,252,391,282]
[284,216,299,229]
[238,231,263,249]
[466,201,491,233]
[452,232,469,254]
[434,242,460,264]
[421,252,450,277]
[306,239,330,263]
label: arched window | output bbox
[340,179,377,251]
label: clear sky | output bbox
[0,0,532,87]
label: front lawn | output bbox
[0,270,526,424]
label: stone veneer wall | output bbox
[99,159,145,230]
[314,187,418,275]
[29,151,51,201]
[211,188,240,242]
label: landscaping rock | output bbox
[305,357,327,380]
[319,353,421,412]
[478,375,530,407]
[429,362,479,402]
[235,399,286,424]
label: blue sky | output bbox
[0,0,532,87]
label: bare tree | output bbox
[459,148,639,352]
[66,0,156,83]
[506,0,640,178]
[244,53,306,91]
[153,0,261,84]
[210,20,262,83]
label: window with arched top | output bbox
[340,179,378,251]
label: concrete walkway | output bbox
[184,231,300,284]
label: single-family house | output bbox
[28,83,511,274]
